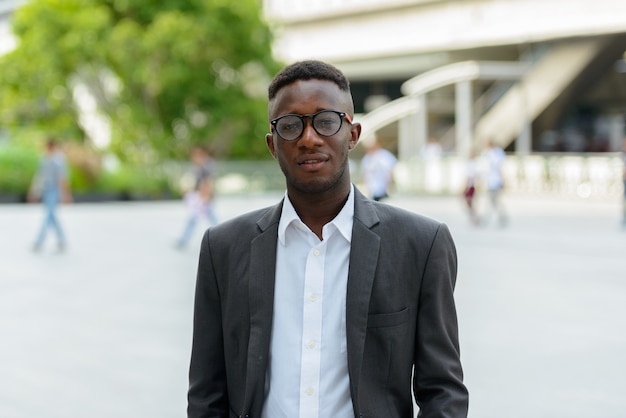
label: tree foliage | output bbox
[0,0,281,161]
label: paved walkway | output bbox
[1,192,625,418]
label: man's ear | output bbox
[348,122,361,150]
[266,133,277,159]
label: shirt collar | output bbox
[278,184,354,245]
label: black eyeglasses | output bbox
[270,110,353,141]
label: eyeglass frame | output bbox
[269,110,353,141]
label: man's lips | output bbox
[297,155,328,171]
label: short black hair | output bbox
[268,60,350,100]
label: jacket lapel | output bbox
[346,189,380,410]
[244,202,282,416]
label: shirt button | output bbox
[313,249,320,256]
[305,387,314,396]
[309,293,318,302]
[307,340,316,349]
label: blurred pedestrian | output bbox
[190,145,217,192]
[187,59,468,418]
[482,140,508,227]
[422,137,443,160]
[359,137,397,201]
[463,150,480,226]
[621,137,626,227]
[175,146,218,249]
[28,138,72,252]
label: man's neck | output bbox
[288,185,351,240]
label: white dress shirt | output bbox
[261,186,355,418]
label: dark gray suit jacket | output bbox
[188,187,468,418]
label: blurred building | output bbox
[264,0,626,160]
[1,0,624,196]
[0,0,20,55]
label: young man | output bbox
[188,60,468,417]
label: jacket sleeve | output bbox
[413,223,469,417]
[188,230,229,418]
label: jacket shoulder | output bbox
[371,201,444,235]
[205,203,280,243]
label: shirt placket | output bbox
[299,239,326,417]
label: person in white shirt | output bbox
[483,140,508,227]
[187,60,468,418]
[360,138,397,201]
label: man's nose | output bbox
[298,119,323,147]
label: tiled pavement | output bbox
[1,191,625,418]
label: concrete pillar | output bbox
[416,94,428,157]
[397,96,426,193]
[516,121,532,155]
[515,87,532,155]
[398,111,420,161]
[608,113,625,152]
[455,80,472,159]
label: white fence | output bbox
[393,153,624,199]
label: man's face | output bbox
[266,79,360,195]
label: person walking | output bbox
[175,146,218,249]
[463,150,480,226]
[483,140,507,227]
[187,60,468,418]
[28,138,72,252]
[359,137,397,201]
[621,137,626,227]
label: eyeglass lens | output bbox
[275,111,343,140]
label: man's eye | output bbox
[317,119,339,129]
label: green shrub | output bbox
[0,144,39,195]
[96,165,177,198]
[0,141,179,200]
